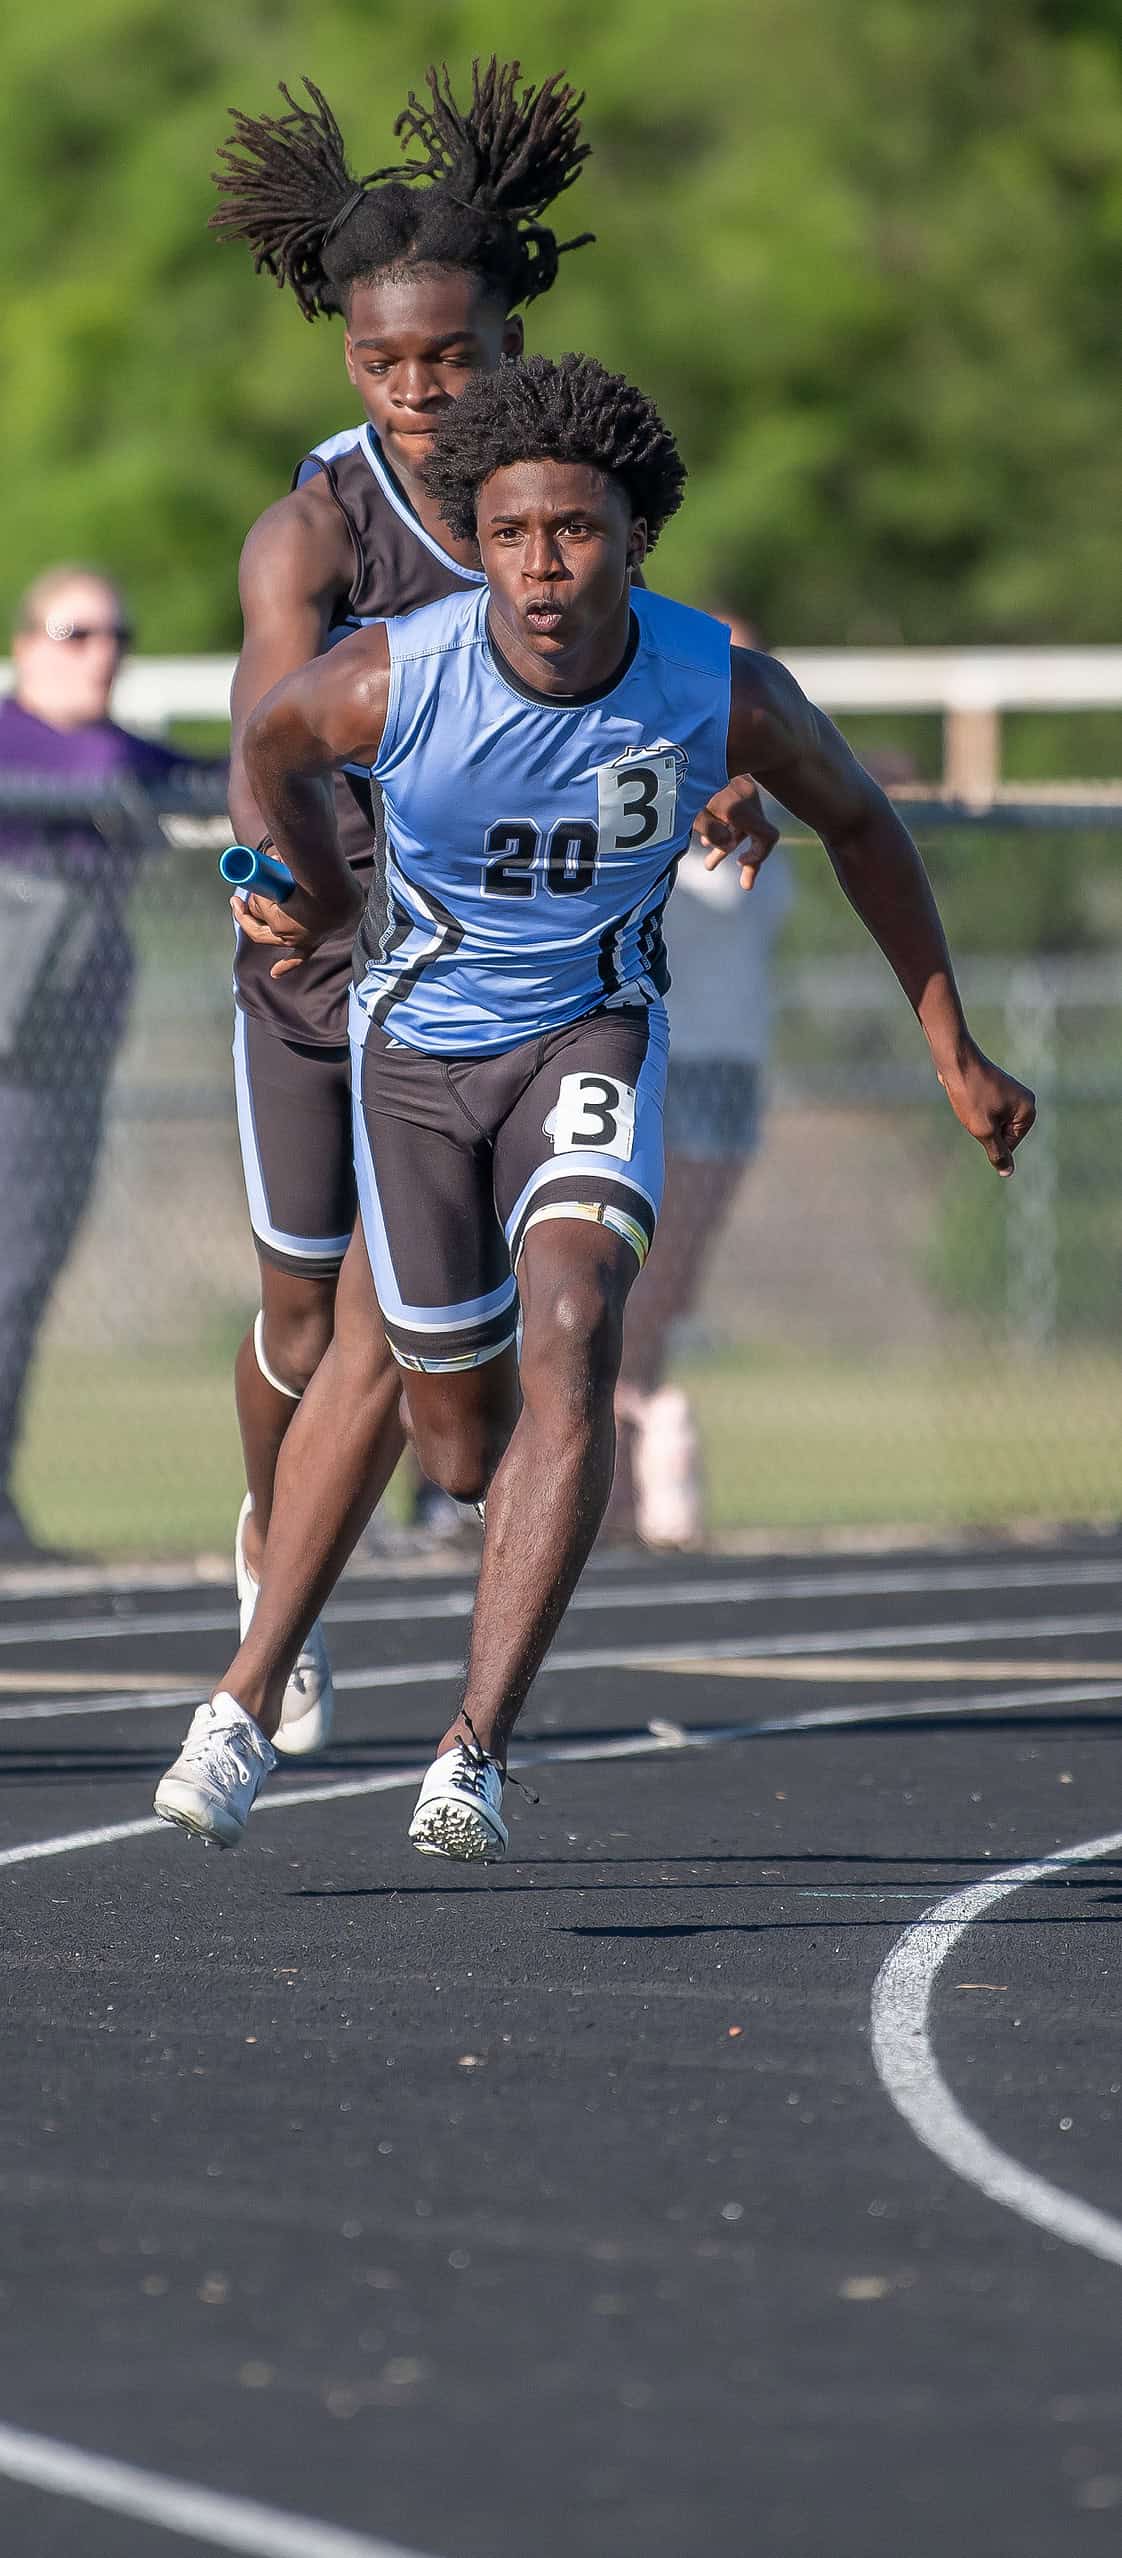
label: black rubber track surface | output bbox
[2,1534,1121,2557]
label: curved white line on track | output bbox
[0,2419,434,2557]
[871,1827,1122,2268]
[6,1723,1122,2539]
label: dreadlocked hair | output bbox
[421,354,687,550]
[211,58,593,323]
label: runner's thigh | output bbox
[350,1008,517,1374]
[494,1002,669,1277]
[233,1010,354,1279]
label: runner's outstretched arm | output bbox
[224,493,388,1606]
[724,650,1036,1177]
[237,624,393,976]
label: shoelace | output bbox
[458,1710,539,1807]
[186,1716,259,1790]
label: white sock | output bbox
[209,1689,256,1727]
[253,1310,301,1402]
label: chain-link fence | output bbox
[671,799,1122,1537]
[2,775,248,1556]
[4,778,1120,1555]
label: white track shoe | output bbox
[154,1694,275,1847]
[235,1493,334,1758]
[409,1737,508,1863]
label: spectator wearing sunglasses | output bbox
[0,564,216,1559]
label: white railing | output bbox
[784,648,1122,797]
[3,646,1121,797]
[780,647,1122,711]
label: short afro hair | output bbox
[421,353,687,549]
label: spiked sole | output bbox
[409,1799,507,1862]
[153,1785,244,1849]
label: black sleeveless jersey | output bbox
[234,421,485,1047]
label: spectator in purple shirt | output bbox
[0,564,212,1560]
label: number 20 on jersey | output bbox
[482,751,683,899]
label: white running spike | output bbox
[154,1695,275,1847]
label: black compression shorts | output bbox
[349,994,669,1372]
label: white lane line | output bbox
[4,1682,1122,1872]
[677,1679,1122,1741]
[593,1609,1122,1664]
[3,1546,1116,1608]
[4,1554,1121,1651]
[0,1814,167,1869]
[0,1689,207,1724]
[0,1727,710,1872]
[5,1606,1122,1723]
[0,1774,418,1871]
[871,1828,1122,2269]
[635,1652,1122,1684]
[0,1669,196,1694]
[0,2418,434,2558]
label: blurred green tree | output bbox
[1,0,1120,648]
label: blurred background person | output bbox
[0,565,214,1560]
[607,611,793,1548]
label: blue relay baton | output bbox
[219,843,296,903]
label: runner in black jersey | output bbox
[216,63,588,1752]
[211,60,773,1754]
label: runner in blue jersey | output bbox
[155,354,1035,1858]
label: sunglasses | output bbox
[36,621,133,648]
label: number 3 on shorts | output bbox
[596,751,681,853]
[545,1072,637,1161]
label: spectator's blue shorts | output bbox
[662,1058,763,1163]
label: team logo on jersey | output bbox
[595,743,687,855]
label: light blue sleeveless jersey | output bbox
[352,585,731,1056]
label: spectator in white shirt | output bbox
[608,611,792,1546]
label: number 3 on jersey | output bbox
[482,750,683,898]
[596,750,682,853]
